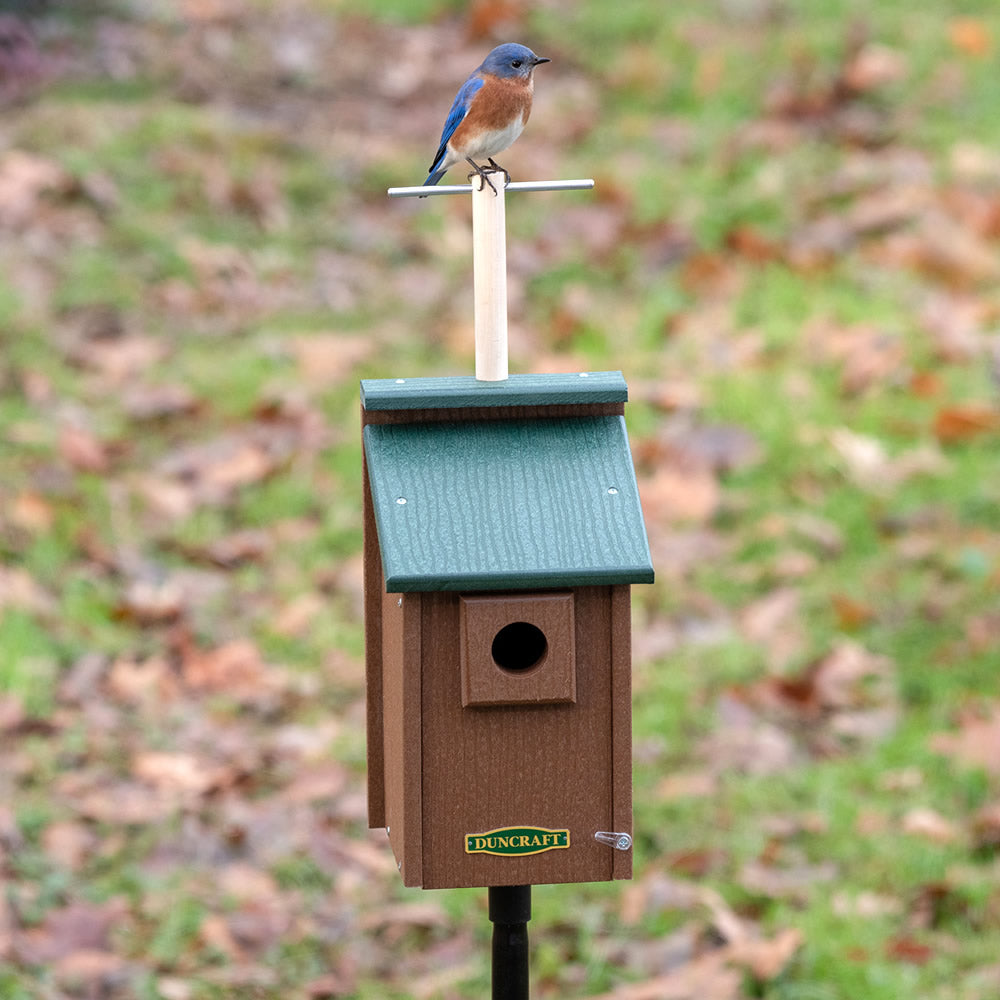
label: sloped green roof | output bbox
[364,415,653,592]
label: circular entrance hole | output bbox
[491,622,547,673]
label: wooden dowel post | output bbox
[472,175,508,382]
[387,177,593,382]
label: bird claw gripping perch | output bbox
[487,158,512,188]
[466,162,511,197]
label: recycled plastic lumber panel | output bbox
[459,591,577,707]
[419,587,622,889]
[361,371,628,412]
[362,437,386,828]
[363,416,654,593]
[361,401,624,427]
[609,584,633,881]
[381,590,423,886]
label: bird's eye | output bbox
[511,60,522,68]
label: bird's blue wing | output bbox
[428,74,485,173]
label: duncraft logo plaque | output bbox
[465,826,570,857]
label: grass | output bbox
[1,1,999,997]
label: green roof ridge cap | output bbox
[361,371,627,411]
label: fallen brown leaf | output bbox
[930,704,1000,774]
[199,913,244,962]
[831,593,875,630]
[639,465,720,524]
[730,926,803,982]
[656,770,717,803]
[806,319,908,396]
[42,820,97,871]
[305,971,356,999]
[667,847,727,879]
[0,149,71,228]
[909,370,943,398]
[588,952,741,1000]
[830,428,949,492]
[290,333,374,386]
[740,587,801,643]
[53,949,128,990]
[272,591,326,637]
[360,900,450,936]
[832,890,903,919]
[180,638,289,701]
[725,224,781,262]
[9,490,54,533]
[132,750,228,798]
[702,694,800,777]
[908,881,967,931]
[740,857,838,903]
[971,802,1000,852]
[933,404,1000,444]
[0,887,13,960]
[13,898,129,964]
[464,0,526,40]
[122,382,200,422]
[107,654,181,705]
[841,43,907,93]
[73,780,177,824]
[885,935,933,965]
[0,694,25,734]
[901,807,961,844]
[117,577,186,625]
[0,565,55,615]
[59,424,110,473]
[279,761,349,805]
[217,862,281,904]
[225,898,294,953]
[949,18,992,57]
[619,872,705,927]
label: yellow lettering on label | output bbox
[467,827,571,854]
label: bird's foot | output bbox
[466,158,510,196]
[466,159,498,195]
[486,159,512,187]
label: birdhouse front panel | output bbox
[362,373,653,890]
[418,584,632,889]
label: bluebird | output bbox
[422,43,550,195]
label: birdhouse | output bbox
[362,371,653,890]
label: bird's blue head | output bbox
[479,43,550,80]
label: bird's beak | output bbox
[533,56,551,65]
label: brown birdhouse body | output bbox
[362,372,653,890]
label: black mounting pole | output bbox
[489,885,531,1000]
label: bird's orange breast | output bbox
[453,75,533,144]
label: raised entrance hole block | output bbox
[460,592,576,707]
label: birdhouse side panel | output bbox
[610,583,633,881]
[381,591,423,887]
[363,439,386,829]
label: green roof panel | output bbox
[361,371,628,411]
[364,415,654,592]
